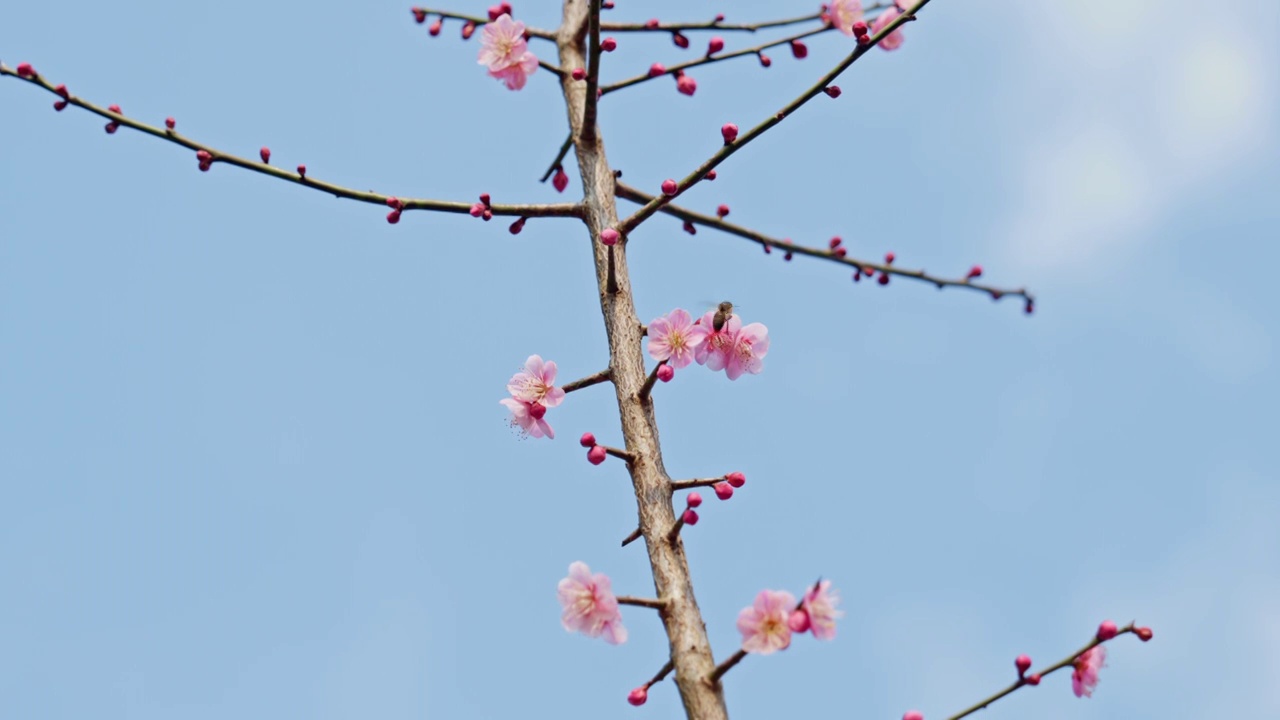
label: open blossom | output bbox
[1072,645,1106,698]
[870,6,906,50]
[557,562,627,644]
[478,14,539,90]
[694,310,739,372]
[648,308,708,368]
[826,0,864,36]
[798,580,842,640]
[726,321,769,380]
[737,589,795,654]
[500,355,563,439]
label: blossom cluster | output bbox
[825,0,914,50]
[499,354,564,438]
[477,13,538,90]
[647,307,770,381]
[737,580,842,654]
[557,561,627,644]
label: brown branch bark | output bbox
[556,1,728,718]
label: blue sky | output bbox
[2,1,1277,719]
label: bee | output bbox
[712,301,734,332]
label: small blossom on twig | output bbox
[478,14,539,90]
[737,589,795,654]
[557,562,627,644]
[1071,645,1106,698]
[647,309,708,368]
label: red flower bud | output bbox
[824,85,842,98]
[552,166,569,193]
[1025,673,1041,686]
[571,67,586,81]
[53,100,67,111]
[386,209,402,224]
[644,19,659,29]
[656,364,674,382]
[725,471,745,487]
[1015,655,1032,674]
[681,508,699,525]
[707,37,725,55]
[721,123,739,144]
[885,251,895,264]
[528,402,547,419]
[1096,620,1118,641]
[259,146,271,164]
[704,169,717,181]
[296,164,307,178]
[164,117,176,129]
[788,609,810,632]
[16,62,35,78]
[479,193,491,207]
[682,221,697,235]
[648,63,666,78]
[967,264,983,279]
[686,492,703,508]
[717,204,730,218]
[758,53,772,68]
[676,73,697,96]
[587,445,607,465]
[791,40,809,59]
[412,8,426,23]
[714,482,734,500]
[627,687,648,706]
[829,236,843,249]
[508,217,526,235]
[672,32,689,49]
[600,228,620,246]
[428,19,442,35]
[1135,626,1153,642]
[461,21,476,39]
[878,273,890,286]
[54,84,69,99]
[661,179,678,196]
[601,37,617,52]
[579,432,597,448]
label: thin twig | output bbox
[646,659,676,687]
[637,359,667,403]
[620,527,643,547]
[616,596,668,610]
[539,132,575,183]
[709,650,747,685]
[671,477,729,491]
[598,445,634,462]
[600,13,822,33]
[561,368,611,394]
[614,181,1032,306]
[0,67,583,220]
[410,6,557,40]
[600,4,890,97]
[617,2,932,235]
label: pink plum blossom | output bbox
[797,580,842,640]
[648,308,708,369]
[725,321,769,380]
[557,561,627,644]
[870,7,906,50]
[826,0,864,36]
[500,354,563,439]
[506,355,565,407]
[694,309,739,372]
[737,589,796,654]
[1071,645,1106,698]
[478,14,539,90]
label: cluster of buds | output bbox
[104,104,122,134]
[386,196,404,224]
[469,193,493,221]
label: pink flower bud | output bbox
[479,193,491,207]
[715,13,725,21]
[196,150,213,164]
[386,209,401,224]
[758,53,772,68]
[885,251,896,264]
[676,73,697,96]
[552,166,569,193]
[528,402,547,419]
[682,221,697,235]
[834,247,847,258]
[644,19,659,29]
[108,104,122,114]
[714,482,733,500]
[16,62,35,78]
[784,251,793,261]
[600,228,620,245]
[716,204,730,217]
[705,169,717,181]
[1026,673,1041,685]
[104,122,119,134]
[656,364,674,382]
[259,146,271,163]
[482,209,492,221]
[661,179,678,196]
[648,62,666,78]
[672,32,689,49]
[601,37,617,52]
[412,8,427,23]
[878,273,890,286]
[54,84,69,99]
[627,687,648,706]
[725,471,745,487]
[296,164,307,178]
[487,5,503,21]
[1024,299,1035,315]
[707,36,725,54]
[461,21,476,39]
[588,445,607,465]
[903,712,924,720]
[165,117,176,129]
[1135,626,1153,641]
[967,264,983,279]
[1096,620,1118,641]
[508,217,526,234]
[824,85,842,98]
[580,432,597,448]
[386,196,402,210]
[469,203,484,217]
[681,508,699,525]
[721,123,739,144]
[829,237,843,249]
[1016,655,1032,674]
[788,609,811,633]
[428,18,442,35]
[791,40,808,59]
[52,99,67,111]
[853,21,869,37]
[571,67,586,81]
[687,492,703,508]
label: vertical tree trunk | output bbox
[556,3,730,719]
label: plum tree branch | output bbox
[410,6,557,40]
[0,64,582,220]
[617,1,932,236]
[600,13,823,34]
[615,181,1034,307]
